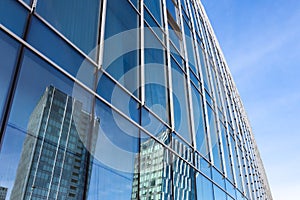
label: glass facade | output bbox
[0,0,272,199]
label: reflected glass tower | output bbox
[0,187,7,200]
[0,0,272,199]
[132,131,195,200]
[10,86,99,199]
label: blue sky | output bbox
[200,0,300,199]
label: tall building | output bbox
[10,86,99,199]
[0,187,8,200]
[0,0,272,199]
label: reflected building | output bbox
[131,131,195,200]
[0,187,7,200]
[10,86,99,199]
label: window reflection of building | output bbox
[131,131,195,200]
[10,86,99,200]
[0,186,8,200]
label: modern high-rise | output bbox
[0,187,8,200]
[10,86,99,199]
[0,0,272,199]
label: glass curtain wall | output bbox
[0,0,272,199]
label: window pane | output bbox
[196,173,213,200]
[172,152,196,200]
[207,104,222,171]
[88,99,139,199]
[144,0,162,26]
[36,0,101,56]
[103,0,139,97]
[191,85,208,158]
[0,0,28,37]
[0,31,20,121]
[28,16,96,89]
[144,27,168,123]
[138,132,172,199]
[0,48,96,199]
[171,58,191,142]
[213,184,227,200]
[97,71,140,124]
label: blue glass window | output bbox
[196,173,213,200]
[144,10,163,40]
[171,58,191,143]
[96,71,140,124]
[36,0,101,57]
[27,16,96,89]
[213,184,227,200]
[212,167,225,189]
[220,125,234,182]
[0,0,28,37]
[0,31,20,123]
[191,86,208,158]
[198,48,211,92]
[207,104,223,171]
[144,0,162,26]
[144,27,168,123]
[170,149,196,200]
[0,48,87,199]
[103,0,139,97]
[87,99,139,199]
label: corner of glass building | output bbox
[0,0,272,199]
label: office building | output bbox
[0,0,272,199]
[0,187,8,200]
[10,86,99,199]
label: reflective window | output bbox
[144,27,169,123]
[171,58,191,142]
[103,0,139,97]
[220,124,234,182]
[199,157,211,178]
[198,48,211,92]
[196,173,213,200]
[207,104,222,171]
[36,0,101,57]
[230,135,243,190]
[210,66,222,109]
[183,18,197,74]
[144,9,164,40]
[28,16,96,89]
[89,99,139,199]
[212,167,225,189]
[172,152,196,200]
[191,85,208,158]
[97,71,140,124]
[0,31,19,122]
[138,133,172,199]
[0,0,28,37]
[213,184,226,200]
[225,179,237,199]
[0,48,93,199]
[144,0,162,26]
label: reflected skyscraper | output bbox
[131,131,195,200]
[0,187,7,200]
[10,86,99,199]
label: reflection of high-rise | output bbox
[10,86,99,200]
[131,131,195,200]
[0,186,8,200]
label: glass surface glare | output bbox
[103,0,139,97]
[37,0,101,57]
